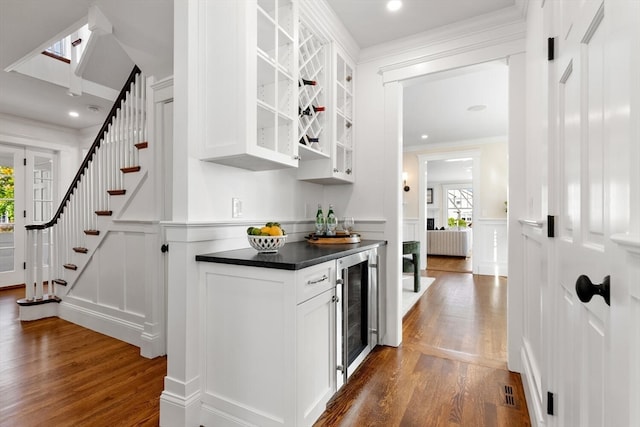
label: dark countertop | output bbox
[196,239,387,271]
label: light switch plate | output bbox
[232,198,242,218]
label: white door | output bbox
[553,1,638,426]
[0,146,25,287]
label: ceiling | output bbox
[325,0,516,49]
[427,158,473,182]
[403,60,509,147]
[0,0,172,131]
[0,0,511,146]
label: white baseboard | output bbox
[58,300,144,351]
[200,404,254,427]
[141,330,166,358]
[159,386,202,427]
[521,342,546,427]
[475,261,508,276]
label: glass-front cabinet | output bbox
[201,0,299,171]
[297,21,355,184]
[333,46,354,181]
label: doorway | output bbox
[402,60,509,277]
[0,145,56,288]
[425,156,475,273]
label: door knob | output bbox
[575,275,610,306]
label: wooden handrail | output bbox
[25,65,141,231]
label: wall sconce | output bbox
[402,172,410,192]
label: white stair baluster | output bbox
[35,230,43,299]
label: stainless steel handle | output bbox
[307,274,328,285]
[374,254,380,343]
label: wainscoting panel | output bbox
[60,224,162,356]
[473,218,508,276]
[519,220,548,426]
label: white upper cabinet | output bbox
[297,21,355,184]
[201,0,299,171]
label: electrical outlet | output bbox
[232,198,242,218]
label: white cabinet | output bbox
[296,287,336,426]
[201,0,299,171]
[332,46,355,181]
[297,23,355,184]
[200,259,336,426]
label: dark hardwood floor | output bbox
[426,255,473,273]
[1,265,528,427]
[314,269,530,427]
[0,286,166,427]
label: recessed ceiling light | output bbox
[87,105,101,113]
[467,104,487,112]
[387,0,402,12]
[421,134,429,140]
[68,111,79,118]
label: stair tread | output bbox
[84,230,99,236]
[135,141,148,149]
[73,247,88,253]
[108,189,126,196]
[17,295,61,306]
[121,166,141,174]
[95,210,113,216]
[63,264,78,270]
[52,279,68,286]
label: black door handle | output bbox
[575,275,610,306]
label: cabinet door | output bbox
[332,46,354,181]
[201,0,299,171]
[296,287,336,426]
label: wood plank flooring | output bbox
[1,268,529,426]
[426,255,473,273]
[314,270,530,427]
[0,287,166,427]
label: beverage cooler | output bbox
[335,248,379,390]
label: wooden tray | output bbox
[306,233,361,244]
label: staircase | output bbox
[18,66,148,321]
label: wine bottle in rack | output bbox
[299,78,317,87]
[299,135,319,146]
[299,105,326,117]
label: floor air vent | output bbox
[502,384,518,408]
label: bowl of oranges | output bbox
[247,222,287,253]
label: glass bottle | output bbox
[326,204,337,236]
[315,204,325,235]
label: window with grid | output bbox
[447,188,472,227]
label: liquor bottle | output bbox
[326,204,337,236]
[315,204,325,235]
[299,78,317,87]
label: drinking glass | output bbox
[342,217,355,234]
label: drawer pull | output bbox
[307,275,328,285]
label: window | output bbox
[446,187,472,227]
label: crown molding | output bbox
[359,0,528,65]
[300,0,360,62]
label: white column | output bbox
[381,80,403,347]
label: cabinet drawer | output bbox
[297,261,335,304]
